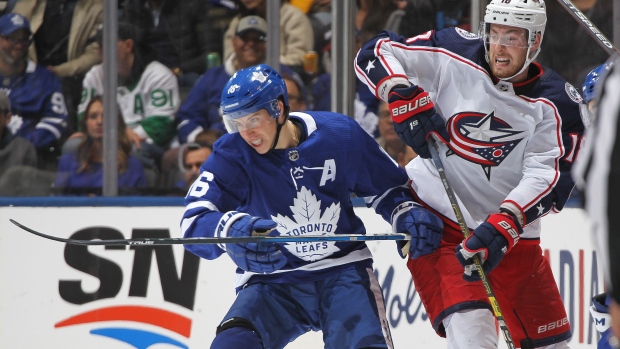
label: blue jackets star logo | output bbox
[446,111,523,180]
[365,59,376,74]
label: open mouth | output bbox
[495,57,510,66]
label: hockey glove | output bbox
[225,215,287,273]
[455,213,522,282]
[388,85,449,158]
[393,202,444,259]
[590,293,614,349]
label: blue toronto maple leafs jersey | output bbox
[355,27,585,239]
[181,111,412,288]
[3,61,67,149]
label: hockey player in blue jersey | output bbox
[0,13,67,154]
[582,61,613,124]
[180,64,444,349]
[579,61,617,349]
[355,0,584,347]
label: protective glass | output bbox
[484,25,530,48]
[487,34,528,48]
[223,99,278,133]
[223,111,269,133]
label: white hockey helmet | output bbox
[483,0,547,80]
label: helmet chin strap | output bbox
[269,106,291,151]
[497,46,540,81]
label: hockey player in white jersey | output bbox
[180,64,445,349]
[355,0,584,348]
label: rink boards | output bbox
[0,204,603,348]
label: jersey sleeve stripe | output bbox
[35,123,62,139]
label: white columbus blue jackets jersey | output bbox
[3,60,67,149]
[355,28,585,239]
[181,111,412,288]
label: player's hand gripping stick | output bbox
[388,85,449,158]
[456,213,522,281]
[392,202,444,259]
[225,215,286,273]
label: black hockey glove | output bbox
[455,213,522,282]
[388,85,449,158]
[225,215,286,273]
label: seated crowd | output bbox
[0,0,487,196]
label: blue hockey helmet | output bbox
[582,62,612,104]
[221,64,289,133]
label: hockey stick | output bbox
[9,219,410,246]
[556,0,619,57]
[428,138,517,349]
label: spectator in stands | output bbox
[12,0,103,135]
[222,0,313,67]
[176,15,267,144]
[121,0,222,90]
[311,0,434,137]
[0,13,68,169]
[282,70,307,112]
[70,21,180,169]
[375,100,416,168]
[356,0,403,46]
[54,95,147,195]
[537,0,613,88]
[174,141,212,190]
[0,90,37,179]
[159,129,219,189]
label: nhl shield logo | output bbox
[288,150,299,161]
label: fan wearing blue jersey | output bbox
[0,13,67,155]
[355,0,584,348]
[180,64,444,349]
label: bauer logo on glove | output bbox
[391,94,433,119]
[455,212,522,282]
[387,85,450,158]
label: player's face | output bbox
[0,29,30,65]
[235,109,277,154]
[488,24,529,80]
[233,31,266,68]
[86,100,104,139]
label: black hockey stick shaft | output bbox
[557,0,619,56]
[10,219,410,246]
[428,138,517,349]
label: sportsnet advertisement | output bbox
[0,206,603,348]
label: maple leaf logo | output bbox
[271,186,341,261]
